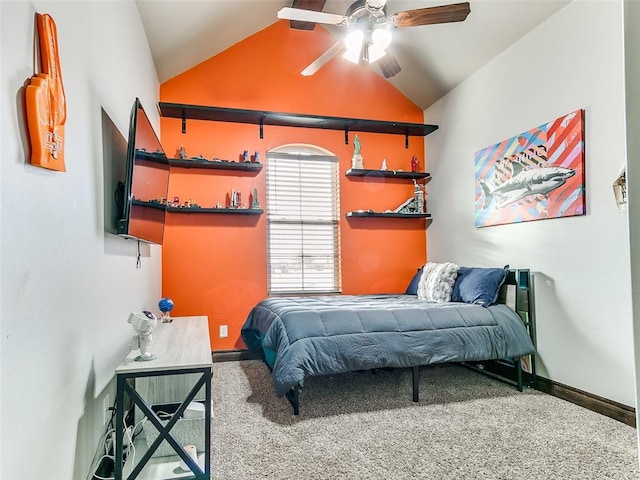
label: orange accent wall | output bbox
[160,21,430,350]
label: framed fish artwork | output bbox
[474,109,585,227]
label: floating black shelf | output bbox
[130,199,167,211]
[346,211,433,227]
[346,212,432,219]
[166,207,263,215]
[135,150,170,166]
[159,102,438,142]
[169,158,263,172]
[345,168,431,182]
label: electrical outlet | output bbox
[103,394,111,425]
[219,325,228,338]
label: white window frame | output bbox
[266,146,341,295]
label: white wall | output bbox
[424,0,634,406]
[1,1,162,479]
[623,0,640,444]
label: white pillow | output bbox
[417,262,460,302]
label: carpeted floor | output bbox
[211,360,638,479]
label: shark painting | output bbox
[474,109,585,227]
[480,162,576,209]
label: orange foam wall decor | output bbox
[160,21,429,350]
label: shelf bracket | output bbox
[259,116,264,139]
[344,127,349,145]
[181,109,186,134]
[405,133,409,149]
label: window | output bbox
[266,146,340,294]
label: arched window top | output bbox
[269,144,335,157]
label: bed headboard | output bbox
[499,269,530,311]
[497,268,537,381]
[499,269,536,346]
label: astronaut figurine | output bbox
[128,311,158,361]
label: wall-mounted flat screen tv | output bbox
[117,98,169,244]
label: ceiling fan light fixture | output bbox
[371,25,392,50]
[344,29,364,51]
[343,30,364,64]
[367,45,387,63]
[343,46,362,64]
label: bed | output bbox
[241,266,536,414]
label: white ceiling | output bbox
[136,0,571,110]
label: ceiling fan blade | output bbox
[301,42,346,76]
[289,0,327,30]
[377,52,401,79]
[390,2,470,28]
[277,7,347,26]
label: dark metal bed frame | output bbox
[284,268,537,415]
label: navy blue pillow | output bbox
[405,267,424,295]
[452,266,509,307]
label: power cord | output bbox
[123,416,147,470]
[91,411,147,480]
[91,426,115,480]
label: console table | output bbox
[114,315,212,480]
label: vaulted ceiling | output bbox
[136,0,571,110]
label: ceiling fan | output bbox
[277,0,471,78]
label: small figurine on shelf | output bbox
[251,187,260,209]
[215,201,223,209]
[253,151,260,163]
[351,134,364,169]
[413,180,425,214]
[243,150,250,163]
[381,159,388,171]
[411,155,419,172]
[158,297,174,323]
[229,189,241,208]
[178,146,187,159]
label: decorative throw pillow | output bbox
[417,262,460,302]
[451,266,509,307]
[405,266,424,295]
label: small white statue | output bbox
[251,186,260,209]
[351,134,364,169]
[381,159,387,171]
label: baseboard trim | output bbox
[212,349,263,362]
[476,360,636,428]
[535,376,636,427]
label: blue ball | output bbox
[158,298,174,313]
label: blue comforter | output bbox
[241,295,535,397]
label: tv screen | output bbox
[117,98,169,244]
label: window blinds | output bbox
[266,153,341,294]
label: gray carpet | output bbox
[211,360,638,479]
